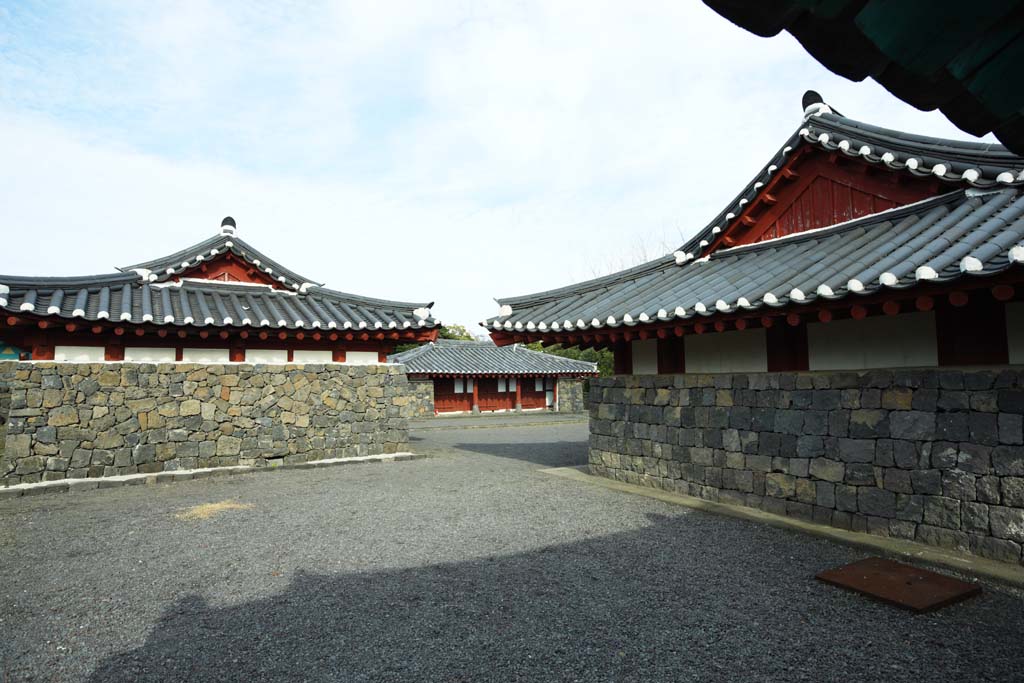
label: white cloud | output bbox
[0,1,993,330]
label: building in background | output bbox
[486,94,1024,375]
[389,339,598,414]
[0,217,440,362]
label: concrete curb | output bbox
[540,465,1024,590]
[0,452,426,500]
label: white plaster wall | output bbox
[1007,302,1024,364]
[54,345,105,362]
[293,349,333,363]
[123,347,176,363]
[808,312,937,370]
[631,339,659,374]
[344,350,379,365]
[685,328,768,373]
[245,349,288,364]
[181,348,230,363]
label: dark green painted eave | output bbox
[704,0,1024,154]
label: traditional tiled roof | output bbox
[704,2,1024,154]
[486,188,1024,334]
[678,101,1024,263]
[487,102,1024,338]
[390,340,598,376]
[1,222,439,332]
[122,231,320,291]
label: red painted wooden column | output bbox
[105,344,125,361]
[936,294,1009,365]
[656,337,685,374]
[377,350,388,363]
[515,377,522,412]
[766,322,808,371]
[332,349,347,363]
[471,378,480,414]
[612,341,633,375]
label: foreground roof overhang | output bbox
[703,1,1024,155]
[485,95,1024,349]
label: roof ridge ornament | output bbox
[802,90,836,119]
[220,216,237,236]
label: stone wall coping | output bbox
[0,452,423,499]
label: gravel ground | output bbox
[2,422,1023,682]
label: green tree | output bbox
[523,342,613,377]
[393,324,476,354]
[438,324,475,340]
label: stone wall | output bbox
[557,377,588,413]
[1,362,416,485]
[408,378,435,417]
[589,370,1024,566]
[0,362,12,462]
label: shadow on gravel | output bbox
[86,514,1024,683]
[453,441,588,468]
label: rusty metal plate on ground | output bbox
[816,557,982,612]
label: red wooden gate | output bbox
[477,378,514,412]
[433,378,473,413]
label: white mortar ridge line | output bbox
[0,453,422,496]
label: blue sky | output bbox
[0,1,991,332]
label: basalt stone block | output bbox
[836,484,859,512]
[890,411,935,440]
[844,463,876,486]
[935,412,969,441]
[923,496,961,530]
[896,494,924,522]
[890,440,918,470]
[990,506,1024,543]
[962,502,990,534]
[998,388,1024,414]
[998,413,1024,445]
[774,409,804,436]
[809,458,844,483]
[969,412,1000,447]
[858,487,896,517]
[910,469,942,495]
[883,469,913,494]
[815,481,835,508]
[992,446,1024,476]
[838,438,875,463]
[1002,478,1024,507]
[942,471,977,502]
[929,442,959,470]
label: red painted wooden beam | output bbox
[177,330,187,339]
[714,320,726,332]
[134,328,145,336]
[760,316,774,328]
[851,305,868,320]
[817,310,832,323]
[278,331,288,340]
[219,331,229,340]
[915,296,934,311]
[993,285,1015,301]
[786,312,800,327]
[882,300,900,316]
[734,319,747,330]
[91,325,103,334]
[949,291,969,307]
